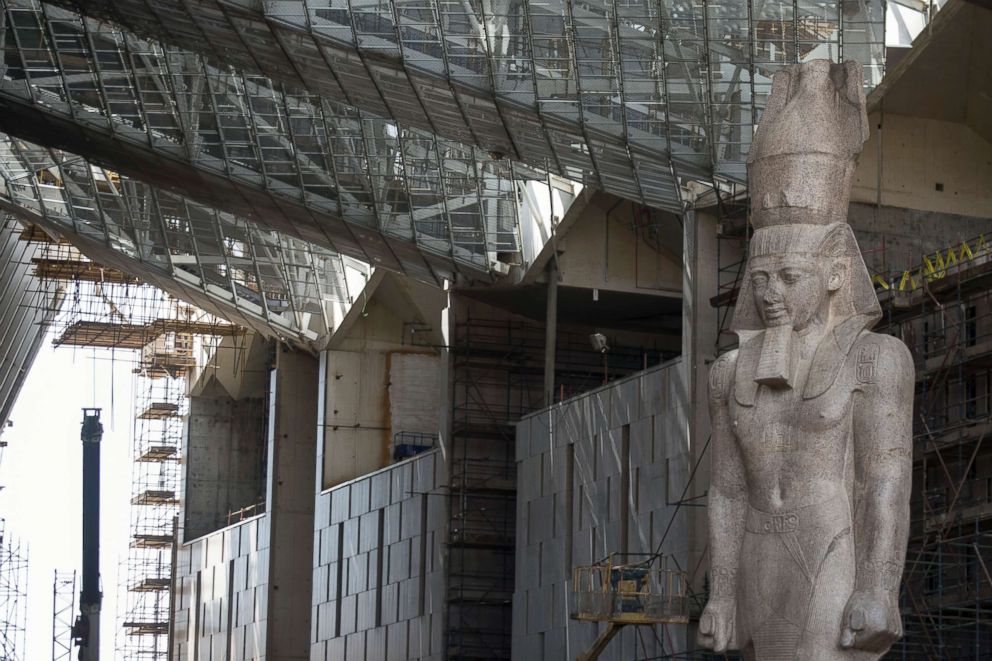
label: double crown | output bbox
[747,60,870,230]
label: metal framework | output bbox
[0,216,64,430]
[0,0,538,280]
[51,570,76,661]
[874,244,992,659]
[30,250,242,660]
[0,138,372,348]
[43,0,885,208]
[119,367,183,660]
[449,313,677,658]
[0,521,27,661]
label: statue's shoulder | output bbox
[849,330,914,389]
[708,349,738,402]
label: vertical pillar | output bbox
[76,408,102,661]
[437,280,454,477]
[266,346,318,659]
[544,260,559,407]
[436,281,455,653]
[314,349,328,495]
[681,208,720,598]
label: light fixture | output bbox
[589,332,609,354]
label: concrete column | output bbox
[266,346,319,660]
[681,208,720,601]
[544,260,558,407]
[314,350,328,495]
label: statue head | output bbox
[736,222,879,333]
[732,59,880,335]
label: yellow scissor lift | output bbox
[571,553,689,661]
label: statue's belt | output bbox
[745,493,850,535]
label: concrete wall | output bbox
[852,114,992,219]
[322,274,443,489]
[310,449,447,661]
[847,202,992,277]
[551,197,682,296]
[323,349,391,489]
[174,348,319,660]
[512,360,690,660]
[184,378,267,541]
[322,349,440,487]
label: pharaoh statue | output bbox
[696,59,914,660]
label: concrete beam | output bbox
[681,208,720,615]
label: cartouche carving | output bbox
[696,60,914,660]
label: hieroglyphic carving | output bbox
[697,60,914,660]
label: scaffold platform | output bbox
[131,534,173,549]
[32,257,140,284]
[123,621,168,636]
[137,402,180,419]
[131,490,178,506]
[55,319,241,349]
[131,577,171,592]
[137,445,178,462]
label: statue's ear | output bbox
[821,225,850,292]
[828,259,848,292]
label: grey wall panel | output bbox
[173,514,271,660]
[312,449,445,660]
[512,360,690,661]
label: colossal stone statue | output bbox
[696,59,914,660]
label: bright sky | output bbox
[0,340,136,660]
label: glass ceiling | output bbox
[43,0,885,196]
[0,134,370,344]
[0,0,886,340]
[0,0,539,282]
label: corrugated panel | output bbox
[388,353,440,438]
[0,219,62,431]
[313,449,443,660]
[513,361,690,661]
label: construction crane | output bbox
[72,409,102,661]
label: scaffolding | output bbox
[0,521,28,661]
[28,240,242,660]
[447,312,676,660]
[51,570,76,661]
[709,184,750,354]
[447,315,540,660]
[119,369,184,659]
[874,238,992,659]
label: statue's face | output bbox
[748,254,830,330]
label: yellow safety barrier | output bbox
[873,235,991,292]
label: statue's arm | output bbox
[707,351,747,597]
[698,350,746,652]
[843,334,914,652]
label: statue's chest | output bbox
[732,383,854,454]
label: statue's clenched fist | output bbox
[839,589,902,653]
[697,597,737,653]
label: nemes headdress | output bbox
[731,59,881,333]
